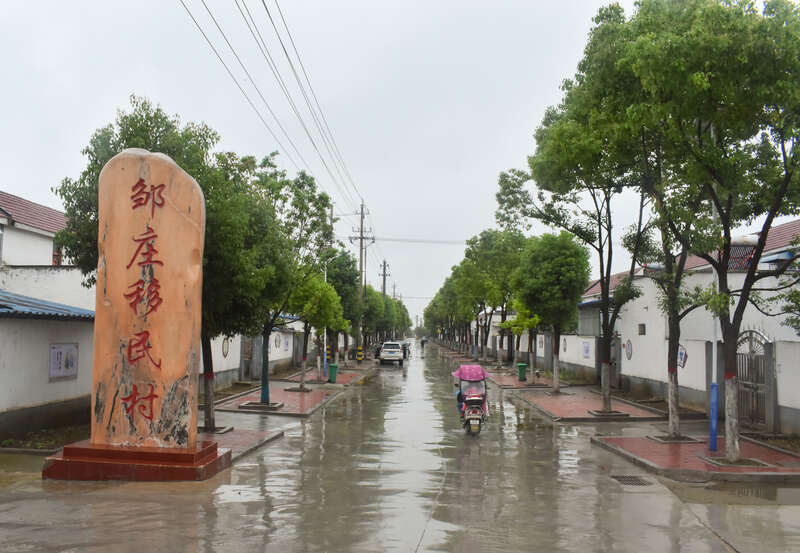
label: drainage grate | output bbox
[610,475,652,486]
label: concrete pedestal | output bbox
[42,439,231,481]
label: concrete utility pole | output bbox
[380,260,390,297]
[392,282,396,299]
[348,202,374,362]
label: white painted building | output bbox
[580,218,800,433]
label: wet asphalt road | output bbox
[2,343,800,552]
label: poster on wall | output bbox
[677,344,688,368]
[49,343,78,381]
[537,335,544,352]
[582,341,590,359]
[284,337,289,351]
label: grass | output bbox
[0,424,89,450]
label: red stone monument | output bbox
[43,149,231,481]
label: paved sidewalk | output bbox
[487,371,558,389]
[198,428,283,462]
[216,383,341,417]
[286,368,372,386]
[593,435,800,482]
[516,386,665,421]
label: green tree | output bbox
[464,229,525,360]
[287,272,347,388]
[514,232,589,393]
[326,249,362,361]
[254,165,334,404]
[621,0,800,459]
[496,4,648,409]
[53,96,275,431]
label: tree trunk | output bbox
[201,330,215,431]
[260,324,271,404]
[721,329,740,461]
[552,324,561,394]
[666,322,681,438]
[599,335,612,412]
[300,323,311,389]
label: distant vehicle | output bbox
[379,342,404,366]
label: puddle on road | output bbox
[214,484,265,504]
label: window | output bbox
[52,243,62,266]
[638,323,646,336]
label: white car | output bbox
[379,342,404,366]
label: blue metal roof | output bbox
[0,290,94,321]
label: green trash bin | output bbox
[328,363,338,383]
[517,362,527,382]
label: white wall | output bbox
[776,341,800,410]
[268,330,295,363]
[681,272,799,342]
[560,335,596,369]
[201,334,242,374]
[676,339,708,392]
[0,266,95,309]
[617,278,668,382]
[0,318,93,412]
[1,225,54,266]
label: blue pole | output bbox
[709,382,718,451]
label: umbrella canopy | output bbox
[452,364,490,381]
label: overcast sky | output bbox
[2,0,652,323]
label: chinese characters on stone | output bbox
[124,179,166,421]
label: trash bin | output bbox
[517,363,527,382]
[328,363,338,383]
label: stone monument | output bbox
[43,149,231,481]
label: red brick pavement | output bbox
[198,428,283,461]
[287,370,363,385]
[518,387,660,420]
[488,372,554,388]
[595,436,800,476]
[217,385,336,416]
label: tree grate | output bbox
[610,475,652,486]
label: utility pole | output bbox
[348,202,373,362]
[392,282,396,299]
[380,260,390,298]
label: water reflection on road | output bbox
[1,344,800,552]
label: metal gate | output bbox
[736,330,771,430]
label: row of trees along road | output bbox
[55,96,411,430]
[496,0,800,461]
[424,228,590,395]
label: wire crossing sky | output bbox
[2,0,650,322]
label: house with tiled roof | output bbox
[0,190,67,266]
[576,218,800,434]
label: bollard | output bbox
[517,362,527,382]
[328,363,338,384]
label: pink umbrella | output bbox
[451,364,490,381]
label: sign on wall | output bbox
[50,343,78,381]
[677,344,688,368]
[582,341,590,359]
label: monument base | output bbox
[42,439,231,482]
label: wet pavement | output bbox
[2,344,800,552]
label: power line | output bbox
[257,0,358,211]
[273,0,364,204]
[198,0,310,169]
[177,0,299,169]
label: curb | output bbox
[590,436,800,483]
[229,430,285,463]
[0,446,59,456]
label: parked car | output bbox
[379,342,404,366]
